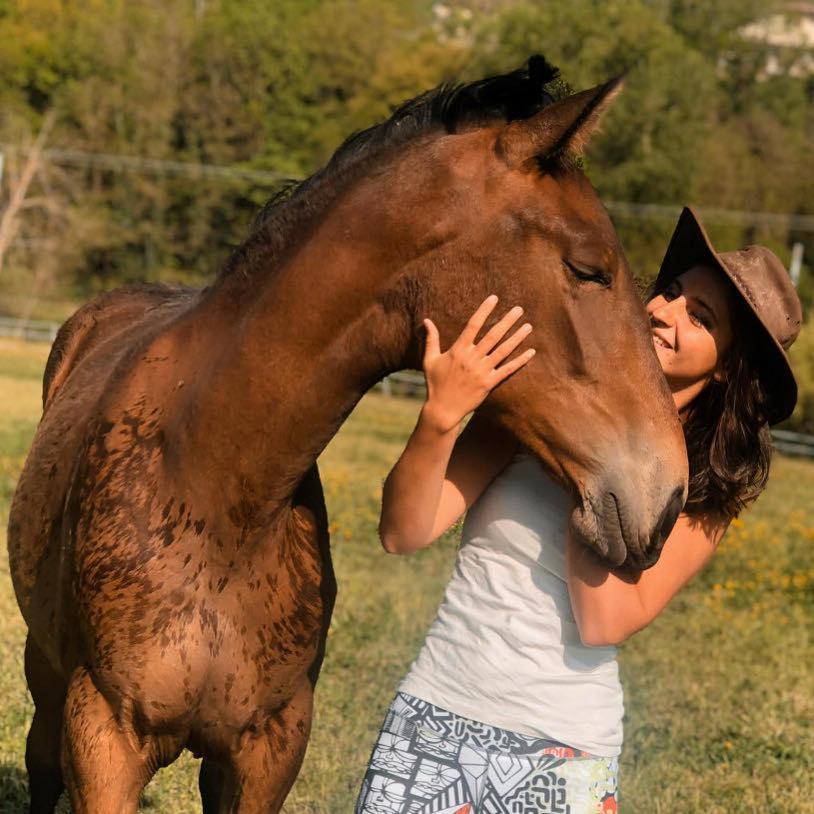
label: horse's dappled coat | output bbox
[8,57,687,813]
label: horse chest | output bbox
[87,524,329,724]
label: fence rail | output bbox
[770,429,814,459]
[374,374,814,459]
[0,316,59,342]
[2,318,812,459]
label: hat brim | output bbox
[653,207,797,425]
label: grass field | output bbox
[0,336,812,813]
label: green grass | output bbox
[0,338,812,813]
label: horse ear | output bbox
[495,76,624,168]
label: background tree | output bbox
[0,0,811,425]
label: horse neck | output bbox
[170,234,416,529]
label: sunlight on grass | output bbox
[0,339,811,813]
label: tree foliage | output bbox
[0,0,811,425]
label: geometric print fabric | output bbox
[355,692,619,814]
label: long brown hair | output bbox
[647,280,773,521]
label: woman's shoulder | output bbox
[677,509,731,546]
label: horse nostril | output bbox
[656,486,684,546]
[630,487,685,571]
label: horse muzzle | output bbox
[571,481,685,571]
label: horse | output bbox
[7,56,687,813]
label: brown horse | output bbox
[8,57,687,813]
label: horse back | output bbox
[8,282,200,669]
[42,282,195,410]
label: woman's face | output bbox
[646,265,735,411]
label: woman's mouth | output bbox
[652,332,673,350]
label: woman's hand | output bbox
[421,295,535,434]
[378,295,531,555]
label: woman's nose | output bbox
[651,296,685,323]
[649,304,673,327]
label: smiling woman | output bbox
[649,268,735,408]
[355,206,803,814]
[646,207,801,521]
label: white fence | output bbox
[0,316,59,342]
[373,374,814,459]
[771,429,814,458]
[3,317,812,459]
[375,370,425,398]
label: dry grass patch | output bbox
[0,341,810,812]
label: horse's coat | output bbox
[8,59,687,812]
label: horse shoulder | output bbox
[42,283,196,410]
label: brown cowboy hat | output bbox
[654,206,802,425]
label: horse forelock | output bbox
[219,55,570,282]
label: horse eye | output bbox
[563,259,610,287]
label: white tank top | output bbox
[398,446,624,758]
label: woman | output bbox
[354,207,802,814]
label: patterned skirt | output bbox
[355,691,618,814]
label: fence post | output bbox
[790,242,804,288]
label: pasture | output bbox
[0,337,811,813]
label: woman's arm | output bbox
[565,512,730,646]
[379,295,534,555]
[379,410,520,553]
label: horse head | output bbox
[210,57,687,569]
[340,60,688,569]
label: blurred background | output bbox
[0,2,812,812]
[1,0,813,434]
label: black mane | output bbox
[220,55,564,280]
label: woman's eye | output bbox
[689,311,710,330]
[563,259,610,287]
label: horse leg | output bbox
[60,667,155,814]
[199,758,238,814]
[225,681,314,814]
[24,634,67,814]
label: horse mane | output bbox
[219,55,566,280]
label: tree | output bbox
[0,110,55,277]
